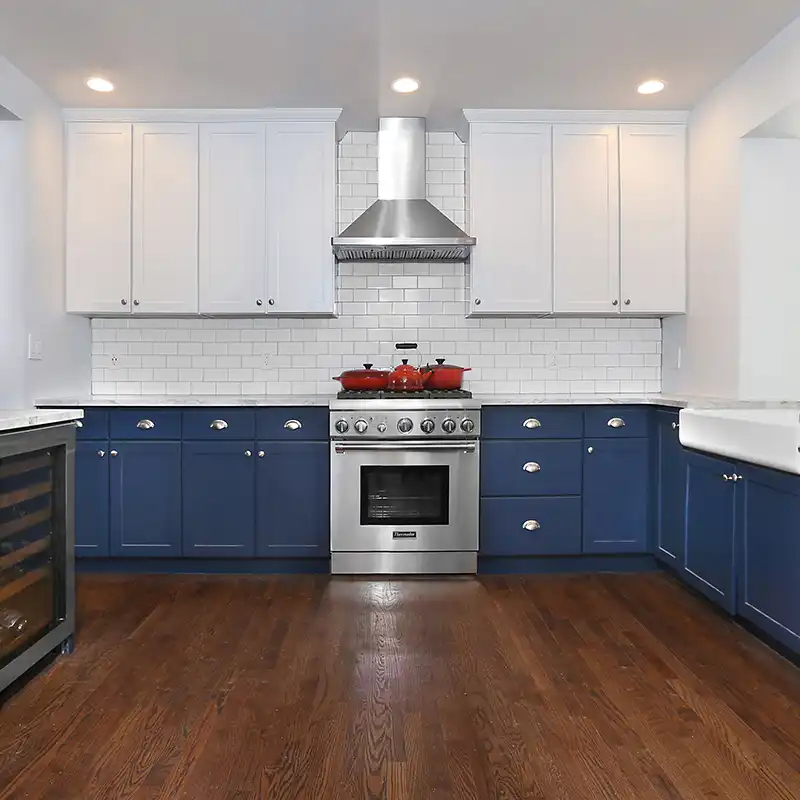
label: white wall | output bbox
[0,57,91,406]
[663,18,800,398]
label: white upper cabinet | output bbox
[469,123,553,314]
[265,121,336,315]
[199,123,267,314]
[553,125,620,314]
[619,125,686,314]
[132,124,199,314]
[66,123,133,314]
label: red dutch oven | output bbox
[421,358,472,390]
[333,363,389,391]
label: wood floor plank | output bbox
[1,572,799,799]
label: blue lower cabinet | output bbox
[656,410,687,567]
[683,451,736,613]
[110,441,182,557]
[481,497,582,556]
[736,464,800,654]
[256,441,329,557]
[182,442,255,557]
[582,438,649,553]
[481,440,583,497]
[75,441,110,557]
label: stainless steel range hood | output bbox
[332,118,475,262]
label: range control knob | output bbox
[397,417,414,434]
[461,418,476,434]
[334,419,349,434]
[376,423,387,433]
[442,418,457,434]
[354,419,368,434]
[420,418,435,435]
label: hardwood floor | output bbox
[1,572,800,799]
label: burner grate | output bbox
[336,389,473,400]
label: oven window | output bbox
[360,466,449,526]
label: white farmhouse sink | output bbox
[679,408,800,474]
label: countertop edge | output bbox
[0,409,84,433]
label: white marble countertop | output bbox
[36,395,331,408]
[0,408,83,433]
[37,393,798,410]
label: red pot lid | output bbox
[424,358,468,371]
[338,363,388,378]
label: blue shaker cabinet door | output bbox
[256,441,329,558]
[75,441,110,557]
[109,441,182,557]
[182,441,256,557]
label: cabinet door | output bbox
[737,465,800,656]
[132,124,199,314]
[182,442,255,557]
[583,438,649,553]
[469,123,553,314]
[199,123,267,314]
[75,442,110,557]
[683,451,736,612]
[256,441,329,557]
[265,122,335,315]
[109,441,181,556]
[66,123,132,314]
[619,125,686,314]
[553,125,620,314]
[656,410,686,567]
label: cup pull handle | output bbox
[607,417,625,429]
[522,418,541,429]
[522,520,541,532]
[284,419,302,431]
[136,419,155,430]
[210,419,228,430]
[522,462,541,473]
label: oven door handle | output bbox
[334,441,478,454]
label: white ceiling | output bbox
[0,0,798,131]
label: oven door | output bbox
[330,440,479,554]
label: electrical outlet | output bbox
[549,353,557,368]
[111,354,119,366]
[264,355,269,367]
[27,335,43,361]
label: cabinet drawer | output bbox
[109,409,182,440]
[584,407,649,438]
[74,409,109,440]
[482,407,583,440]
[481,440,582,497]
[256,407,328,441]
[182,409,255,440]
[481,497,582,556]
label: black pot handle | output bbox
[363,363,373,369]
[395,342,418,350]
[436,358,445,365]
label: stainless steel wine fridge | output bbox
[0,422,75,695]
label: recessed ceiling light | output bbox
[86,76,114,93]
[391,77,420,94]
[637,79,666,95]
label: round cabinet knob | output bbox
[268,298,275,306]
[256,299,263,307]
[110,450,118,457]
[354,419,369,434]
[133,300,140,307]
[120,299,128,306]
[474,298,481,306]
[625,299,631,306]
[245,450,252,457]
[376,423,387,433]
[97,450,105,458]
[612,299,619,306]
[587,446,594,454]
[441,418,456,434]
[420,418,435,435]
[334,419,349,434]
[397,418,413,434]
[461,418,475,434]
[672,421,679,430]
[258,451,265,458]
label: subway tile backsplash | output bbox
[90,131,661,397]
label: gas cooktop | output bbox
[336,389,473,400]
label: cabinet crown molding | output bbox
[63,107,343,123]
[463,109,688,125]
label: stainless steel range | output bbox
[329,397,480,575]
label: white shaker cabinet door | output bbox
[265,121,336,315]
[619,125,686,315]
[199,123,267,314]
[132,124,199,314]
[66,123,133,314]
[553,125,620,314]
[469,123,553,315]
